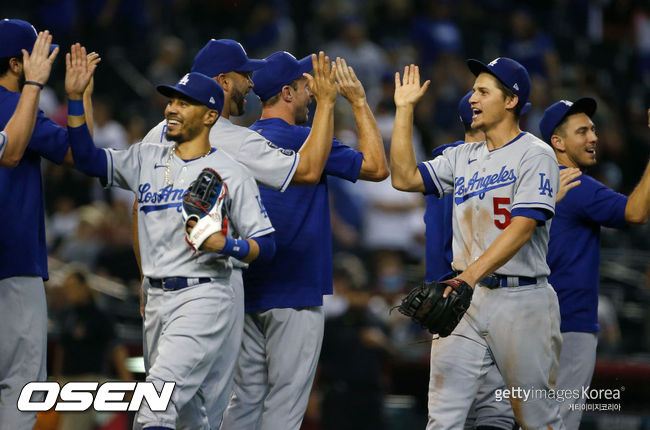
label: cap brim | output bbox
[156,84,203,106]
[467,59,491,78]
[234,58,267,73]
[566,97,597,118]
[297,55,313,75]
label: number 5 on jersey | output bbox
[493,197,511,230]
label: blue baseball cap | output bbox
[539,97,597,144]
[459,91,532,125]
[252,51,313,101]
[467,57,531,108]
[0,19,59,58]
[157,72,224,113]
[191,39,266,77]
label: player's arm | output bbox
[454,216,537,289]
[335,57,388,181]
[290,52,338,185]
[65,43,107,178]
[192,230,276,264]
[390,65,430,192]
[0,31,58,167]
[624,144,650,224]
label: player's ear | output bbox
[215,74,229,91]
[204,109,219,126]
[504,94,518,110]
[550,134,565,152]
[281,85,293,102]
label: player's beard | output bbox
[230,87,246,116]
[294,102,310,125]
[166,119,203,144]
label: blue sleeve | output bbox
[417,162,440,197]
[27,110,69,164]
[68,124,108,179]
[572,175,628,228]
[323,137,363,182]
[511,207,549,223]
[251,232,276,263]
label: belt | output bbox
[148,277,213,291]
[453,272,537,288]
[480,274,537,288]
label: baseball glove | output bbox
[182,168,228,251]
[397,278,473,337]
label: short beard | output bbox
[230,89,246,116]
[165,131,182,143]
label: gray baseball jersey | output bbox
[142,116,299,192]
[419,132,559,276]
[104,142,274,279]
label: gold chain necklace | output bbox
[164,145,213,186]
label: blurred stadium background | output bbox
[3,0,649,429]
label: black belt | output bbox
[453,272,537,288]
[148,277,212,291]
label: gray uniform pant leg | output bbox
[556,332,597,430]
[487,283,565,430]
[464,355,516,430]
[205,268,245,429]
[135,279,237,430]
[222,306,324,430]
[0,276,47,430]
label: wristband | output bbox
[68,99,85,116]
[24,81,44,89]
[220,237,250,260]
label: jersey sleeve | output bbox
[0,131,6,160]
[512,152,559,219]
[226,175,275,239]
[236,131,299,192]
[323,137,363,182]
[141,120,167,143]
[417,146,456,197]
[27,110,69,164]
[574,175,628,228]
[105,143,144,192]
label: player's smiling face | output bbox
[553,113,598,168]
[164,96,209,143]
[469,73,516,131]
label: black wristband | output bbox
[24,81,44,89]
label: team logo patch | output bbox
[178,74,190,86]
[538,173,554,197]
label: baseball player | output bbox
[390,59,564,429]
[220,52,388,430]
[138,41,338,428]
[0,20,91,429]
[64,44,275,429]
[539,100,650,429]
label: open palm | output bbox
[65,43,96,98]
[394,64,430,108]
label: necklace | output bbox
[164,145,213,186]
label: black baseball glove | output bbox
[181,168,228,251]
[397,278,473,337]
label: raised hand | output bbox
[303,51,337,106]
[556,167,582,203]
[65,43,97,99]
[22,31,59,87]
[394,64,430,108]
[335,57,366,106]
[84,51,101,97]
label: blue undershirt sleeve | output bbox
[251,232,276,263]
[67,123,108,178]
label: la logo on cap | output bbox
[561,100,573,106]
[178,74,190,86]
[488,58,500,67]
